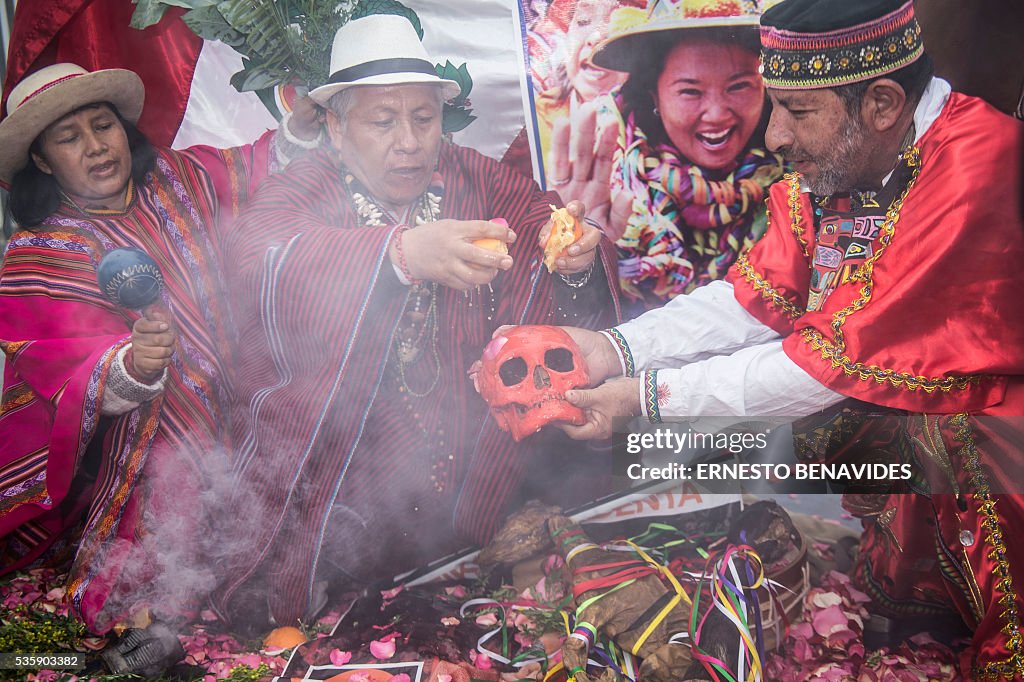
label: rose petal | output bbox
[826,570,851,585]
[790,622,814,640]
[514,612,535,630]
[370,637,397,659]
[330,649,353,666]
[483,336,509,361]
[319,610,343,626]
[80,636,108,651]
[540,632,564,655]
[470,650,493,670]
[476,613,499,627]
[236,654,262,668]
[543,554,565,573]
[825,626,859,647]
[810,591,844,609]
[381,585,405,600]
[812,604,852,637]
[847,585,872,604]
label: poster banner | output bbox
[516,0,637,190]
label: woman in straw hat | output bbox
[0,63,318,672]
[572,0,786,316]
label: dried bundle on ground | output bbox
[479,500,805,681]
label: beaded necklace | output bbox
[343,171,444,398]
[342,171,446,399]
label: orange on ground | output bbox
[263,625,307,649]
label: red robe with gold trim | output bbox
[726,93,1024,678]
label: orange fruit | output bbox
[263,625,307,649]
[543,206,583,272]
[472,237,509,254]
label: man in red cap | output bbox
[548,0,1024,675]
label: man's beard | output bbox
[802,113,869,196]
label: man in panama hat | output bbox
[213,13,618,630]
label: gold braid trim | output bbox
[801,328,982,393]
[0,340,31,361]
[951,414,1024,680]
[799,148,986,394]
[785,173,811,258]
[829,147,920,348]
[1,383,34,414]
[733,253,804,321]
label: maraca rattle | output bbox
[97,247,173,383]
[97,247,164,310]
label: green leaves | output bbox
[0,606,85,655]
[351,0,423,40]
[229,60,283,92]
[217,2,296,65]
[130,0,218,30]
[132,1,304,90]
[441,104,477,134]
[436,61,476,134]
[436,60,472,103]
[180,5,245,48]
[224,663,273,681]
[129,0,478,133]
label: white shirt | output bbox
[605,78,952,421]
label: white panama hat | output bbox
[308,14,461,105]
[0,63,144,184]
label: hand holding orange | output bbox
[543,206,583,272]
[472,218,511,255]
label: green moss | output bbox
[0,607,85,654]
[224,662,273,681]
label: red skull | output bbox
[477,326,590,441]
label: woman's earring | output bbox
[653,106,660,117]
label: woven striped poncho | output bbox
[214,143,619,626]
[0,135,272,633]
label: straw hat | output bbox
[0,63,144,184]
[309,15,461,105]
[592,0,779,71]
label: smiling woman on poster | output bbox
[553,0,787,317]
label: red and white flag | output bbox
[4,0,528,161]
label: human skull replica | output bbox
[477,326,590,441]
